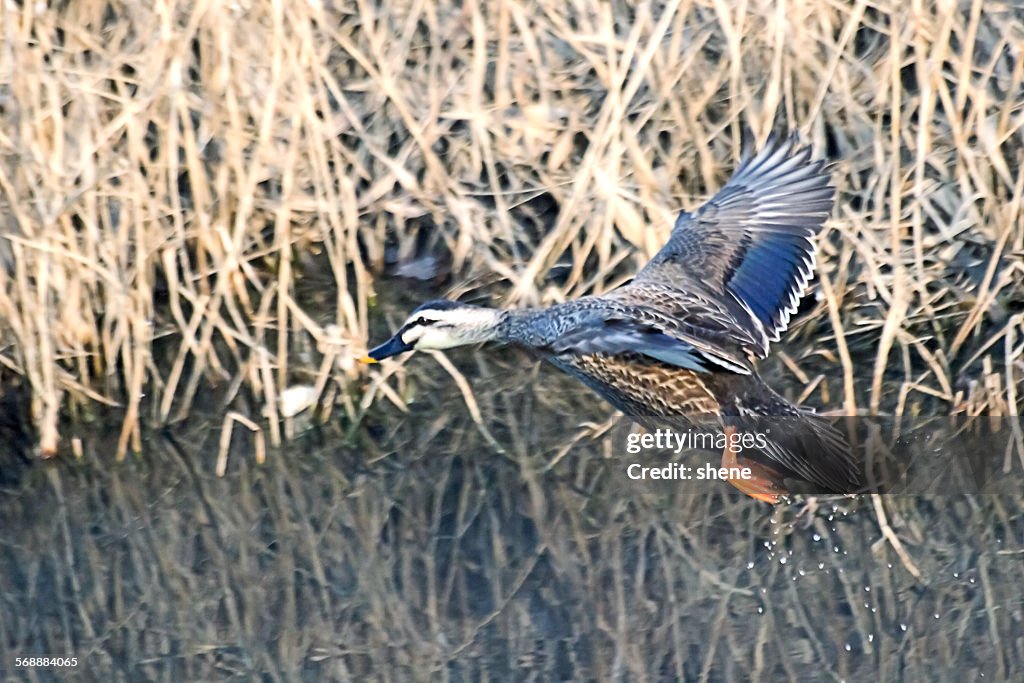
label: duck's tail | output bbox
[713,374,864,495]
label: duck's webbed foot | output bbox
[722,425,788,504]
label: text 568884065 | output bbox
[14,656,78,668]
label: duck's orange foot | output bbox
[722,426,788,504]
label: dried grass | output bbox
[1,1,1022,450]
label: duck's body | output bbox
[365,135,863,499]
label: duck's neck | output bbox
[457,307,512,345]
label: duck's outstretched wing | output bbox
[634,134,834,357]
[547,317,751,374]
[540,292,756,375]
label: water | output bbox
[1,350,1021,680]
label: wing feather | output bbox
[635,134,835,356]
[546,317,751,375]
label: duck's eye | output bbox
[413,317,429,327]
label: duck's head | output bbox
[361,299,504,363]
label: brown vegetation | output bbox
[1,0,1022,455]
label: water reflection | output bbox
[1,354,1021,680]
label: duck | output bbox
[362,134,863,502]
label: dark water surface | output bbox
[1,352,1022,681]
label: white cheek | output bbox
[414,327,458,350]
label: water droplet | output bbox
[868,634,874,643]
[900,623,907,632]
[747,561,755,569]
[864,586,871,592]
[780,557,787,565]
[844,643,851,652]
[812,533,821,541]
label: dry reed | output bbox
[0,1,1021,453]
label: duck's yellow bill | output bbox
[359,355,379,364]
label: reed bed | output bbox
[1,1,1022,452]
